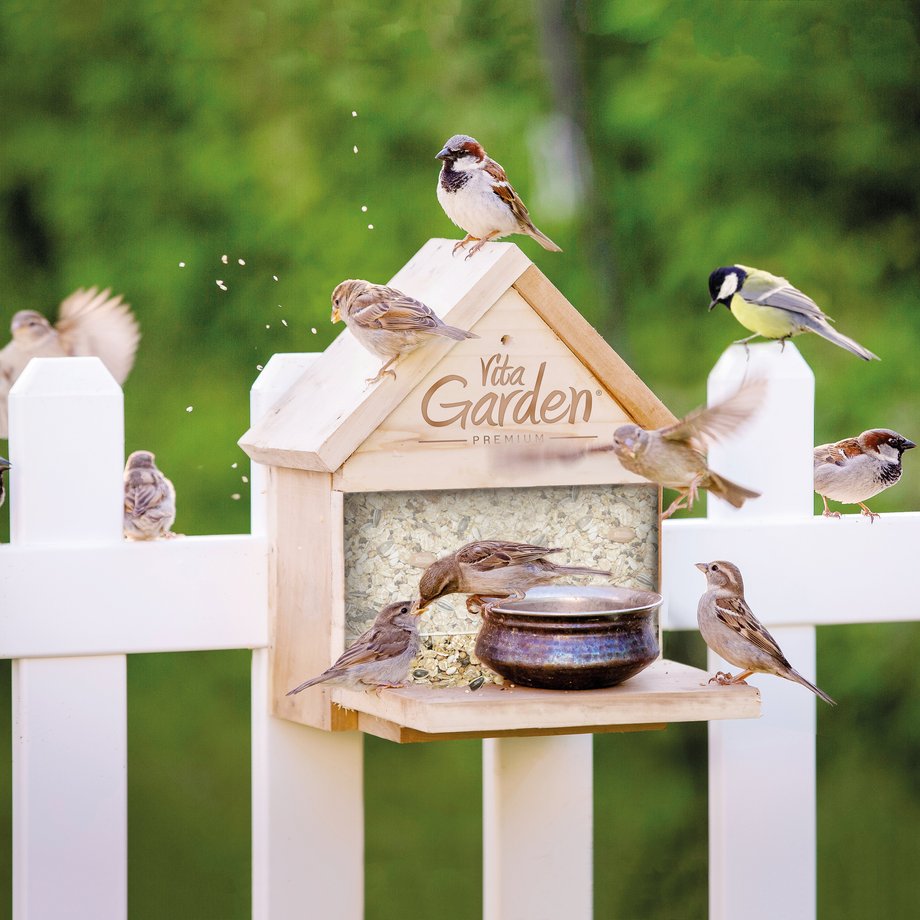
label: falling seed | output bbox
[216,280,227,290]
[361,206,368,212]
[367,224,374,230]
[265,324,270,329]
[352,110,358,117]
[221,254,229,264]
[469,676,485,691]
[231,493,241,501]
[272,275,278,281]
[353,145,358,154]
[185,406,194,413]
[231,462,238,469]
[256,364,263,371]
[311,327,317,334]
[281,319,288,326]
[241,475,249,483]
[178,261,186,268]
[238,258,245,266]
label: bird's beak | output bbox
[331,306,341,324]
[413,599,429,615]
[694,562,709,574]
[436,147,450,160]
[903,440,916,451]
[707,299,719,311]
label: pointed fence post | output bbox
[250,355,364,920]
[9,357,127,920]
[706,343,818,920]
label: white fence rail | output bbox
[1,346,914,919]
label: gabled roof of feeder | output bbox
[240,239,676,473]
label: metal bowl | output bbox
[474,585,661,691]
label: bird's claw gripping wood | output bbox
[709,670,753,687]
[858,502,880,523]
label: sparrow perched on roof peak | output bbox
[0,455,10,508]
[436,134,562,259]
[0,287,141,438]
[286,600,422,695]
[708,265,878,360]
[814,428,915,521]
[696,560,835,705]
[418,540,610,614]
[331,279,478,385]
[124,450,177,540]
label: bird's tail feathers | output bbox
[808,320,878,361]
[286,671,334,696]
[526,224,563,252]
[706,472,761,508]
[552,564,612,578]
[433,324,480,341]
[789,668,836,706]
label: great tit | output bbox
[708,265,878,361]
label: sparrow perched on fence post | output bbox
[124,450,177,540]
[331,279,478,385]
[814,429,915,521]
[695,560,835,705]
[436,134,562,258]
[286,600,422,695]
[708,265,878,360]
[0,287,141,438]
[0,455,10,508]
[417,540,610,614]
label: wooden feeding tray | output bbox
[241,239,763,740]
[331,660,760,743]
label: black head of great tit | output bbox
[708,266,749,311]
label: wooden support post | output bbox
[705,343,817,920]
[483,734,593,920]
[249,355,364,920]
[9,358,127,920]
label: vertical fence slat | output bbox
[483,734,593,920]
[706,343,817,920]
[249,355,364,920]
[9,357,126,920]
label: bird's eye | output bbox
[710,564,719,572]
[401,606,409,614]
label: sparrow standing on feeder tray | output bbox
[418,540,610,614]
[695,560,835,705]
[286,600,423,695]
[124,450,177,540]
[814,429,915,521]
[331,279,478,385]
[708,265,878,360]
[0,455,10,508]
[0,287,141,438]
[436,134,562,259]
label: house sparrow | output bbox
[0,455,9,508]
[708,265,878,360]
[331,279,478,384]
[124,450,177,540]
[696,560,835,705]
[286,600,422,695]
[814,429,915,521]
[418,540,610,614]
[436,134,562,258]
[0,287,141,438]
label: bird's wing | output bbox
[457,540,560,571]
[735,266,832,323]
[483,158,534,228]
[125,477,171,517]
[56,287,141,383]
[331,624,411,670]
[814,438,862,468]
[714,595,787,662]
[0,341,20,439]
[348,287,445,333]
[660,378,766,446]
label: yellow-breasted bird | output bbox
[708,265,878,361]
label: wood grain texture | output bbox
[513,265,677,429]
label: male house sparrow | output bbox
[418,540,610,614]
[695,560,835,705]
[331,279,478,385]
[708,265,878,360]
[0,287,141,438]
[814,428,915,521]
[436,134,562,258]
[0,455,9,508]
[286,600,422,695]
[124,450,177,540]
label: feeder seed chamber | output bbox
[240,239,761,742]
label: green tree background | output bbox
[1,1,919,917]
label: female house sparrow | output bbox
[331,279,478,385]
[286,600,421,695]
[124,450,177,540]
[0,455,9,508]
[695,560,835,705]
[436,134,562,258]
[708,265,878,360]
[418,540,610,614]
[600,380,765,519]
[814,429,915,521]
[0,287,141,438]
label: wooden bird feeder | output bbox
[240,239,760,742]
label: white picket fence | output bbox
[1,345,916,920]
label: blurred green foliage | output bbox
[1,1,919,917]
